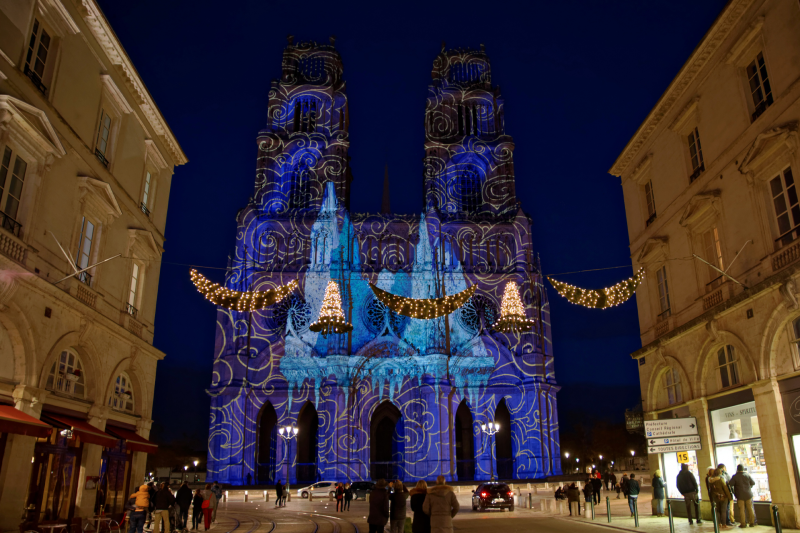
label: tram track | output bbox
[220,504,358,533]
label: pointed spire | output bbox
[381,164,391,214]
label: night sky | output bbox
[96,0,727,446]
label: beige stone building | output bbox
[0,0,186,528]
[612,0,800,526]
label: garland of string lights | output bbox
[369,283,476,319]
[547,267,645,309]
[190,269,297,311]
[492,281,534,333]
[309,281,353,336]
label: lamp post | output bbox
[630,450,635,470]
[193,460,199,482]
[480,422,500,481]
[576,458,580,473]
[564,452,570,473]
[184,465,188,484]
[278,425,299,486]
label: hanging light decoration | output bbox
[369,283,475,319]
[492,281,534,333]
[309,281,353,336]
[189,269,297,311]
[547,268,645,309]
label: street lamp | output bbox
[184,465,188,484]
[481,422,500,480]
[194,460,199,482]
[278,425,299,487]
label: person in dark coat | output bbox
[336,483,345,513]
[422,476,459,533]
[275,479,284,508]
[609,472,618,492]
[153,482,176,533]
[730,465,756,527]
[591,475,602,504]
[582,479,594,510]
[344,483,353,511]
[620,474,630,500]
[389,480,410,533]
[191,490,204,531]
[566,483,581,516]
[676,464,702,525]
[627,474,641,518]
[410,481,430,533]
[368,479,390,533]
[175,482,193,530]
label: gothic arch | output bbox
[256,401,278,484]
[296,401,318,482]
[495,397,513,479]
[455,399,475,480]
[695,328,758,397]
[370,400,404,480]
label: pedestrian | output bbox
[603,470,610,491]
[246,473,252,486]
[591,475,602,505]
[153,482,175,533]
[274,479,284,508]
[146,482,157,528]
[620,473,629,500]
[368,479,390,533]
[554,486,566,500]
[409,480,430,533]
[676,463,702,525]
[422,475,459,533]
[730,464,756,527]
[389,480,410,533]
[344,482,353,511]
[210,482,223,523]
[567,483,581,516]
[281,482,288,506]
[627,473,640,518]
[652,470,666,517]
[176,482,193,530]
[718,464,735,527]
[191,490,204,530]
[609,471,617,493]
[126,484,151,533]
[201,483,217,531]
[336,482,345,512]
[709,468,733,530]
[582,479,593,512]
[704,466,715,499]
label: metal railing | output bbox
[95,148,110,167]
[657,308,672,321]
[645,212,657,227]
[752,97,772,122]
[23,66,48,95]
[77,270,92,286]
[140,202,151,217]
[689,163,705,183]
[0,211,22,237]
[125,302,138,319]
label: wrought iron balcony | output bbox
[645,212,657,227]
[125,302,138,319]
[689,163,705,183]
[140,202,151,217]
[23,66,48,95]
[95,148,109,167]
[751,96,773,122]
[77,270,92,286]
[0,211,22,237]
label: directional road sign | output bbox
[647,435,701,446]
[644,417,698,438]
[648,443,702,454]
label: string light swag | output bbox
[492,281,534,333]
[547,268,645,309]
[190,269,297,311]
[309,281,353,336]
[369,283,476,319]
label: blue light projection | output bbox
[206,39,562,486]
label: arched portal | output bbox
[370,401,404,480]
[256,402,277,484]
[296,402,318,483]
[455,400,475,480]
[495,398,513,479]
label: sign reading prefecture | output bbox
[644,417,698,438]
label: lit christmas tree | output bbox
[310,281,353,336]
[493,280,534,333]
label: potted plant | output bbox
[65,368,81,382]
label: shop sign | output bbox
[677,451,690,463]
[647,435,700,446]
[644,417,698,438]
[647,443,702,454]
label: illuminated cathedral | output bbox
[206,38,562,485]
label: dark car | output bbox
[472,482,514,512]
[350,481,375,500]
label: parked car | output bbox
[349,481,375,500]
[297,481,338,499]
[472,482,514,512]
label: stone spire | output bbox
[381,164,391,214]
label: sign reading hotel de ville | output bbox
[647,435,701,446]
[644,417,698,438]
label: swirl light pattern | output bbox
[206,41,562,487]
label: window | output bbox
[717,345,741,389]
[95,110,112,166]
[127,263,140,318]
[688,127,704,181]
[288,160,311,209]
[75,216,95,285]
[644,180,656,226]
[747,52,773,121]
[458,166,482,212]
[702,226,724,290]
[109,372,134,413]
[292,98,317,133]
[664,368,683,405]
[45,350,86,398]
[24,19,51,94]
[141,172,152,216]
[0,146,27,235]
[770,167,799,247]
[656,266,671,320]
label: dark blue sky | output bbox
[96,0,727,445]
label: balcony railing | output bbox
[125,302,138,319]
[140,202,151,217]
[689,163,705,183]
[77,270,92,286]
[23,66,48,95]
[95,148,109,167]
[645,212,657,227]
[751,96,773,122]
[0,211,22,237]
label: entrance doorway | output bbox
[455,401,475,480]
[370,401,404,480]
[256,402,277,484]
[296,402,318,483]
[495,398,513,479]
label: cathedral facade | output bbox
[206,39,562,485]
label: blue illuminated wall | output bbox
[206,39,562,485]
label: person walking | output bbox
[176,482,193,530]
[422,476,459,533]
[591,475,602,505]
[368,479,390,533]
[126,484,151,533]
[627,474,640,518]
[389,480,410,533]
[620,474,629,500]
[718,464,735,527]
[676,463,702,525]
[730,465,756,527]
[410,481,430,533]
[201,483,217,531]
[567,483,581,516]
[274,480,284,508]
[609,471,617,493]
[709,468,733,530]
[652,470,666,517]
[602,470,610,491]
[210,482,223,524]
[344,483,353,511]
[336,483,345,512]
[153,482,175,533]
[582,479,594,513]
[191,490,204,531]
[145,482,157,529]
[281,482,288,507]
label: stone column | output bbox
[0,386,48,531]
[753,379,800,528]
[74,405,108,518]
[130,419,154,495]
[686,398,714,503]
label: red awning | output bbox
[43,414,118,448]
[105,426,158,454]
[0,405,52,438]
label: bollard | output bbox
[634,498,639,528]
[667,500,674,533]
[694,498,703,525]
[264,490,268,502]
[711,501,720,533]
[244,490,248,503]
[606,497,611,523]
[309,492,313,502]
[591,499,595,520]
[773,505,782,533]
[528,493,532,509]
[224,490,228,503]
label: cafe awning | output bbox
[42,413,118,448]
[105,426,158,454]
[0,405,52,438]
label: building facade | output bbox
[206,40,561,486]
[613,0,800,526]
[0,0,186,528]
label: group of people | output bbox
[670,463,757,528]
[555,472,640,517]
[368,476,459,533]
[125,481,224,533]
